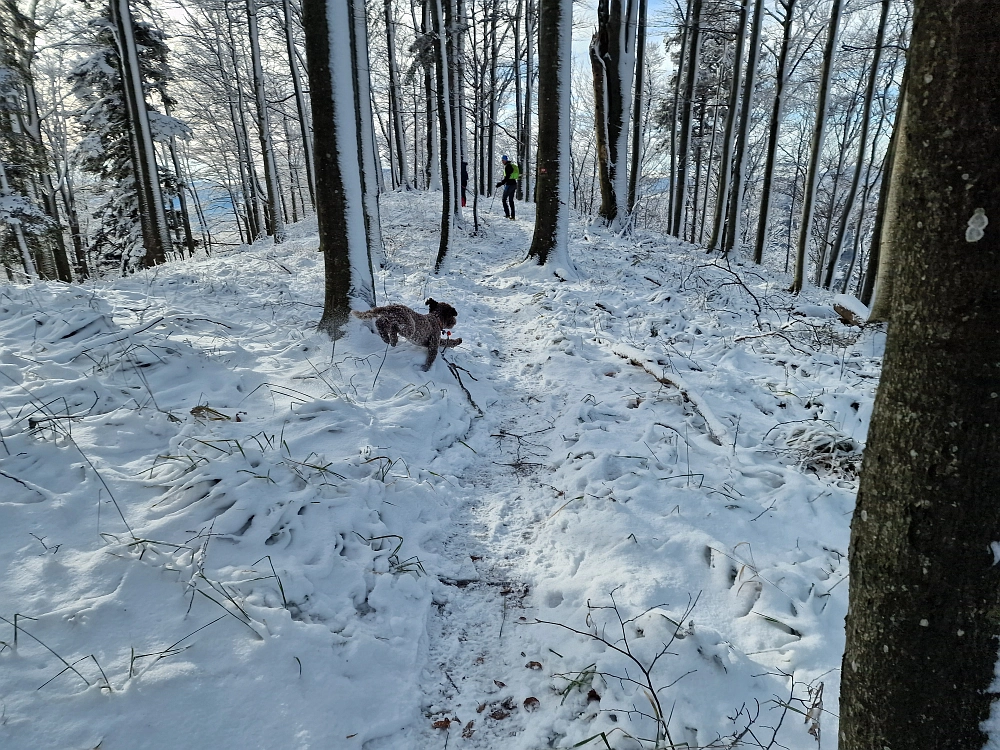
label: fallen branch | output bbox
[610,345,727,445]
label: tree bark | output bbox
[527,0,571,267]
[865,66,909,317]
[839,3,1000,747]
[303,0,376,334]
[590,0,637,227]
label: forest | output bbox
[1,0,998,748]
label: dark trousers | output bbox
[501,182,516,218]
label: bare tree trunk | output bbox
[790,0,841,293]
[670,0,702,239]
[349,0,386,268]
[110,0,170,269]
[590,0,638,227]
[520,0,535,202]
[699,53,724,244]
[302,0,376,334]
[221,10,262,240]
[384,0,411,190]
[863,66,908,313]
[751,0,795,265]
[722,0,763,255]
[527,0,571,266]
[840,3,1000,747]
[626,0,647,219]
[487,0,498,196]
[247,0,285,242]
[822,0,889,289]
[707,0,749,251]
[283,0,315,208]
[667,0,691,236]
[432,0,456,270]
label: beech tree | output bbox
[302,0,377,333]
[526,0,570,267]
[590,0,637,228]
[839,1,1000,747]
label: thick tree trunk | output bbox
[527,0,571,267]
[302,0,376,334]
[839,3,1000,747]
[790,0,841,293]
[751,0,795,265]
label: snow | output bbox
[966,208,988,243]
[0,192,883,748]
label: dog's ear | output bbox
[426,298,437,310]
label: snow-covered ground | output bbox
[0,193,882,749]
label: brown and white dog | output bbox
[352,298,460,371]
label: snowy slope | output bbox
[0,192,881,749]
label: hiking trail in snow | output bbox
[0,193,882,749]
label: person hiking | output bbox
[461,161,469,207]
[496,155,519,220]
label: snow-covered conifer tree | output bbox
[70,3,188,274]
[0,0,73,280]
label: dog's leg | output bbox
[421,343,438,371]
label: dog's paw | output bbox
[440,337,463,348]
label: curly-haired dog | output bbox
[352,298,460,371]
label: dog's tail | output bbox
[351,309,378,320]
